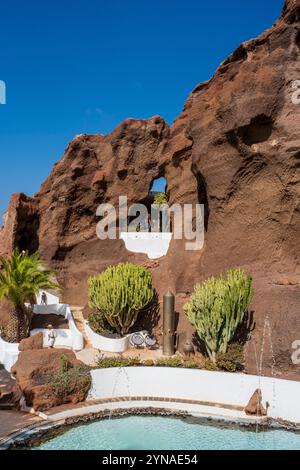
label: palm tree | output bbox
[0,249,60,342]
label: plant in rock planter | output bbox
[184,268,253,364]
[0,248,60,342]
[153,192,168,206]
[88,262,154,336]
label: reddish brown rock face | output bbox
[11,349,90,411]
[1,1,300,379]
[19,332,44,352]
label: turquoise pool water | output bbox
[35,416,300,450]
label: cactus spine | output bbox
[184,269,253,363]
[88,262,154,336]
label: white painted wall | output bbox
[88,367,300,425]
[120,232,172,259]
[32,304,84,351]
[36,291,60,305]
[0,336,19,372]
[85,321,130,353]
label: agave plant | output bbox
[0,248,60,342]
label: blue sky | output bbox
[0,0,283,216]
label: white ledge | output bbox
[120,232,172,259]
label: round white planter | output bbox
[84,321,130,353]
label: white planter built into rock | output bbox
[32,303,84,351]
[120,232,172,259]
[84,321,131,353]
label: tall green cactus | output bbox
[88,262,154,336]
[184,269,253,363]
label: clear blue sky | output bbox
[0,0,283,216]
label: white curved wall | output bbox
[32,304,84,351]
[85,321,130,353]
[120,232,172,259]
[88,367,300,425]
[0,336,19,372]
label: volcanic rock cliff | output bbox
[1,0,300,379]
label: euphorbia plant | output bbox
[88,262,154,336]
[184,268,253,363]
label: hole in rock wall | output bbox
[238,115,273,146]
[128,177,167,232]
[16,214,40,254]
[120,176,172,259]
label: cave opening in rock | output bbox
[128,176,168,232]
[239,115,273,146]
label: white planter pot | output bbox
[84,321,130,353]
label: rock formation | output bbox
[1,1,300,378]
[11,349,90,411]
[244,389,267,416]
[19,332,44,351]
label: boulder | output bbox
[244,389,267,416]
[11,349,90,411]
[19,332,44,351]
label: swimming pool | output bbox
[35,416,300,450]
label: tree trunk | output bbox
[207,348,217,364]
[7,305,28,343]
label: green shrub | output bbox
[48,365,91,400]
[88,312,115,336]
[156,356,183,368]
[153,192,168,206]
[183,360,199,369]
[184,268,253,363]
[203,358,219,371]
[143,359,155,367]
[216,343,244,372]
[95,355,141,369]
[60,354,71,373]
[88,263,154,336]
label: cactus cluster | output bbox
[88,262,154,336]
[184,269,253,363]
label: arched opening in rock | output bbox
[128,176,168,232]
[150,176,167,194]
[121,176,171,259]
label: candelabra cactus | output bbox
[88,262,154,336]
[184,269,253,363]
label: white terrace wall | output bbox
[0,336,19,372]
[36,291,60,305]
[120,232,172,259]
[32,304,83,351]
[89,367,300,425]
